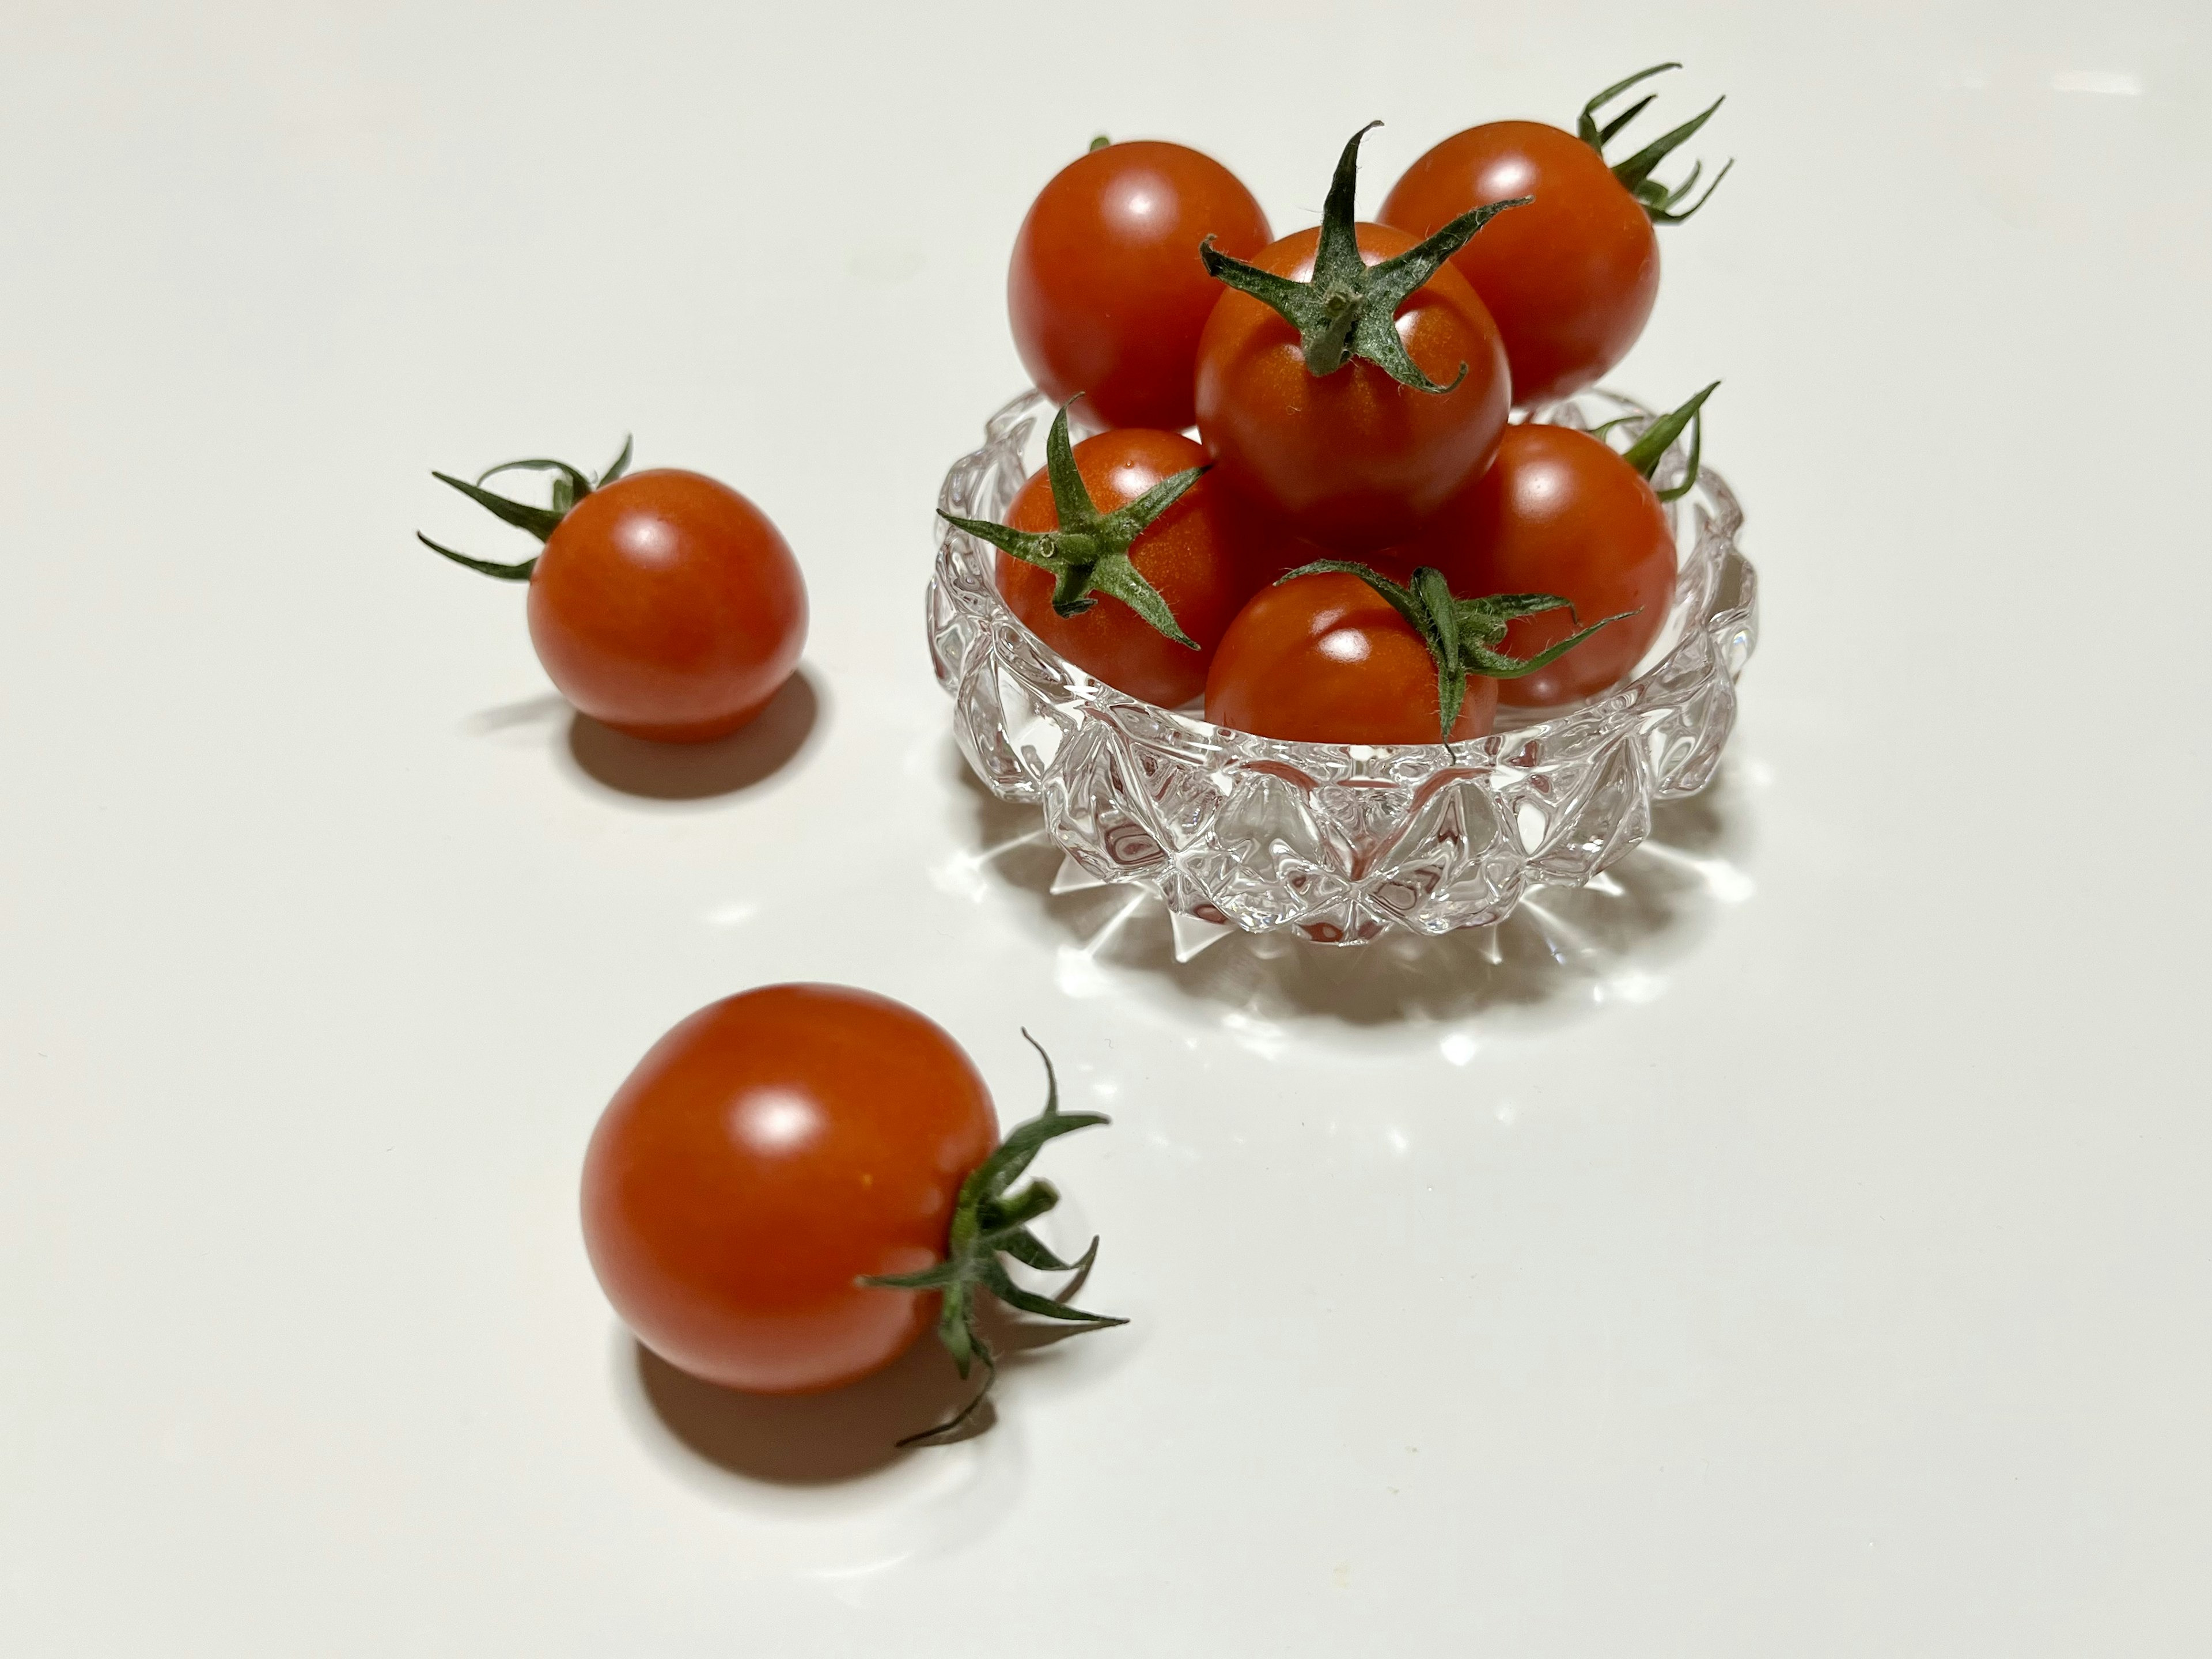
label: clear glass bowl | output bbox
[927,388,1758,948]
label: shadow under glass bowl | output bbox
[927,388,1758,948]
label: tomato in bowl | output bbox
[927,388,1758,944]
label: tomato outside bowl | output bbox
[926,389,1758,949]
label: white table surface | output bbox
[5,2,2208,1652]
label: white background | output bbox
[4,1,2209,1652]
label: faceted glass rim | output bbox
[927,387,1758,945]
[931,387,1755,785]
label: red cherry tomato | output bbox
[580,984,997,1395]
[1194,223,1510,554]
[996,427,1262,707]
[528,471,807,742]
[1204,570,1498,744]
[1406,423,1676,707]
[1009,139,1271,431]
[1380,122,1657,407]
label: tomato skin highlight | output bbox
[1194,224,1510,554]
[525,469,806,743]
[1205,570,1498,744]
[1380,121,1658,407]
[1009,141,1272,432]
[994,427,1260,708]
[579,984,998,1396]
[1405,423,1676,707]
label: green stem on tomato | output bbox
[1575,63,1734,224]
[937,398,1205,646]
[1198,123,1528,394]
[1278,560,1633,740]
[859,1032,1125,1448]
[1619,381,1719,502]
[417,434,634,579]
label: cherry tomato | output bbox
[1406,422,1676,707]
[529,472,806,743]
[1009,139,1271,431]
[996,426,1262,707]
[424,447,808,743]
[1204,570,1498,744]
[580,984,997,1395]
[1381,66,1729,408]
[1381,122,1654,407]
[1194,223,1510,554]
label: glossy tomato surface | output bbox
[1408,423,1676,707]
[1194,224,1510,554]
[527,469,806,743]
[1009,140,1271,431]
[1381,121,1657,407]
[580,984,997,1395]
[1205,570,1497,745]
[996,427,1264,708]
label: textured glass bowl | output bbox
[927,388,1758,949]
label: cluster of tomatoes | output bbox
[967,65,1730,743]
[410,65,1734,1447]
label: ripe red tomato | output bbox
[1204,570,1499,744]
[1380,68,1729,406]
[1381,123,1656,407]
[1194,222,1510,553]
[529,472,806,743]
[580,984,998,1395]
[1009,139,1271,431]
[995,426,1262,707]
[422,446,807,743]
[1407,422,1676,707]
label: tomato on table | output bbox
[1407,383,1716,708]
[581,984,1122,1440]
[419,440,806,743]
[944,402,1262,709]
[581,984,996,1395]
[1195,124,1515,553]
[1380,63,1731,406]
[1009,138,1271,431]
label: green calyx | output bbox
[1201,123,1528,394]
[1616,380,1719,503]
[1577,63,1733,224]
[416,435,634,579]
[1280,561,1630,740]
[938,399,1205,648]
[861,1033,1126,1447]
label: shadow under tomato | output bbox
[563,668,821,802]
[462,691,572,734]
[632,1302,1098,1486]
[948,741,1756,1032]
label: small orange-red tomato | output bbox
[1009,140,1272,431]
[580,984,997,1395]
[1406,422,1676,707]
[997,427,1262,708]
[527,471,806,743]
[1205,570,1498,744]
[1194,224,1510,554]
[1381,122,1658,407]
